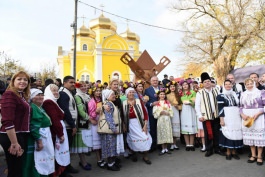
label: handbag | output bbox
[97,101,121,134]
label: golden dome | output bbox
[76,25,96,39]
[120,28,140,42]
[89,14,117,32]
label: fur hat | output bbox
[200,72,211,83]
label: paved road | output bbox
[0,144,264,177]
[71,144,263,177]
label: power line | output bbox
[78,0,195,33]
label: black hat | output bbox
[164,74,168,78]
[200,72,211,83]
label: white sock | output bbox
[108,162,115,167]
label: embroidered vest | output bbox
[59,87,78,127]
[123,99,145,130]
[198,88,219,120]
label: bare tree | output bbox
[172,0,265,83]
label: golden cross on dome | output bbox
[80,15,86,25]
[100,4,105,14]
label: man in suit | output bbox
[144,76,160,151]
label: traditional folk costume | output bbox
[42,85,70,177]
[166,92,181,137]
[88,97,102,150]
[195,72,220,154]
[217,89,243,149]
[23,89,54,177]
[100,90,124,159]
[153,100,173,144]
[71,88,92,153]
[123,97,152,152]
[180,90,197,135]
[240,88,265,146]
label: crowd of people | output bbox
[0,70,265,177]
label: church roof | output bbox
[76,25,96,38]
[120,28,140,42]
[89,14,117,32]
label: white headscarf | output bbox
[76,88,90,103]
[30,88,43,101]
[44,84,64,113]
[125,87,135,97]
[222,87,239,105]
[102,89,114,101]
[244,81,259,106]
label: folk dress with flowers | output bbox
[153,100,173,144]
[180,90,197,134]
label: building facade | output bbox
[57,14,141,82]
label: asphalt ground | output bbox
[0,143,264,177]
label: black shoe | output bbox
[232,154,240,160]
[186,146,190,151]
[190,146,195,151]
[205,151,213,157]
[59,172,73,177]
[226,155,232,160]
[257,158,263,166]
[247,157,257,163]
[142,157,152,165]
[66,165,79,174]
[165,150,171,154]
[97,160,107,168]
[159,151,165,156]
[214,150,225,156]
[131,154,138,162]
[107,164,120,171]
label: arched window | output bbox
[86,75,90,82]
[81,75,85,81]
[82,44,87,51]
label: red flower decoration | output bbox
[186,91,191,96]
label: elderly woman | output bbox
[23,88,54,177]
[72,81,92,170]
[180,80,197,151]
[217,80,243,160]
[42,84,70,177]
[88,84,105,168]
[123,88,152,164]
[0,71,31,177]
[166,81,181,151]
[240,78,265,165]
[100,89,123,171]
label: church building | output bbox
[57,14,141,82]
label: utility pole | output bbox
[71,0,78,79]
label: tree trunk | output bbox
[213,55,231,85]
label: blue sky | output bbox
[0,0,186,80]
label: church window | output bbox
[83,44,88,51]
[86,75,90,82]
[81,75,85,81]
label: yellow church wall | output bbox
[75,53,95,81]
[93,29,116,44]
[62,56,71,76]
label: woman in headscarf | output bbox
[42,84,70,177]
[166,81,181,151]
[123,88,152,164]
[88,83,105,168]
[23,88,54,177]
[0,71,31,177]
[72,81,92,170]
[217,80,243,160]
[240,78,265,165]
[100,89,123,171]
